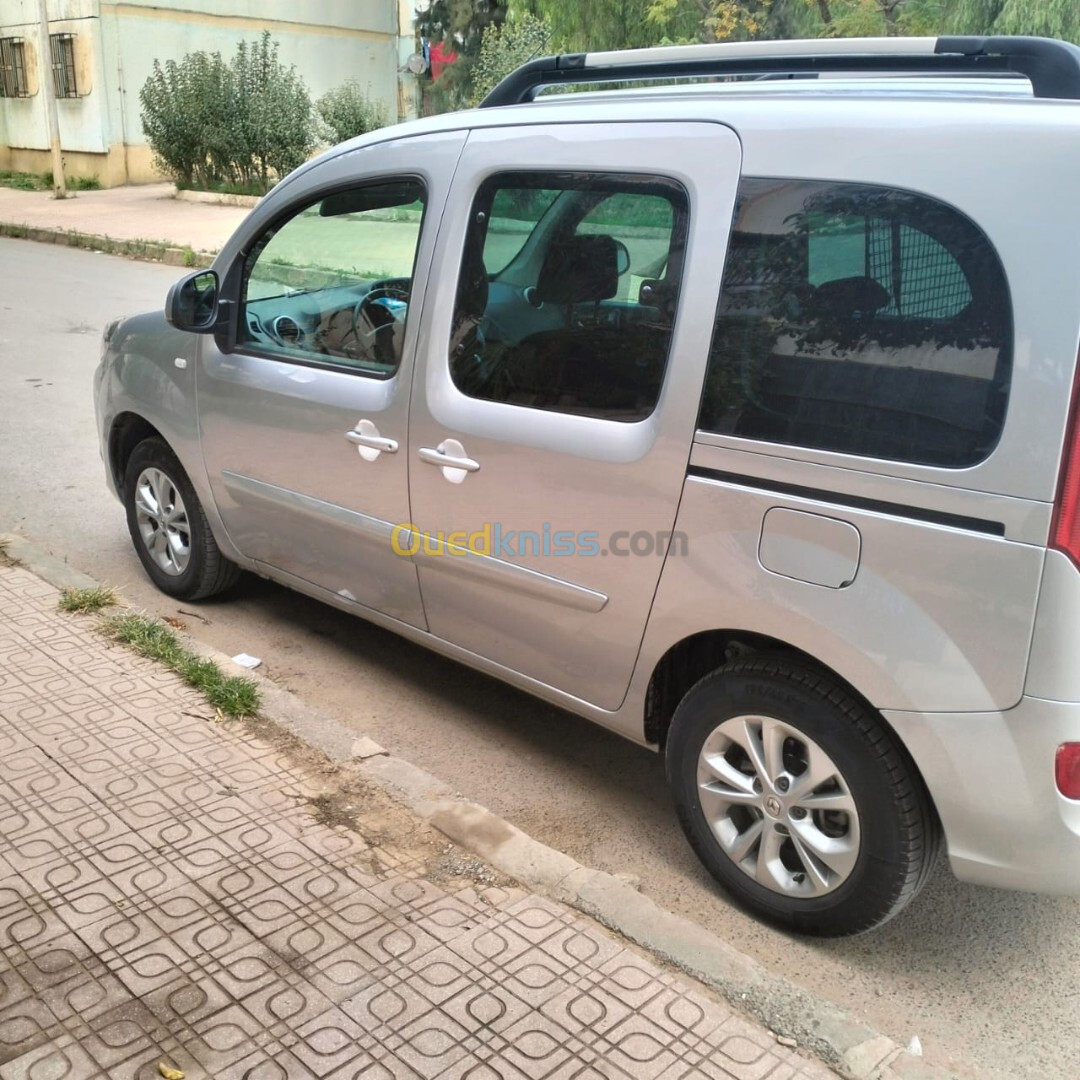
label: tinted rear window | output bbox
[699,179,1012,468]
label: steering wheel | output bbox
[350,284,411,363]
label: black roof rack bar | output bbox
[479,36,1080,108]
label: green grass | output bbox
[101,612,260,719]
[58,586,117,614]
[0,170,50,191]
[0,171,101,192]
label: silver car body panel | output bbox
[94,312,241,562]
[886,695,1080,893]
[407,121,742,710]
[195,131,469,627]
[646,471,1044,712]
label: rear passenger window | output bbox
[699,179,1012,467]
[450,172,688,423]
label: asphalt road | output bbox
[2,239,1076,1080]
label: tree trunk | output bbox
[695,0,717,43]
[816,0,833,25]
[879,0,901,37]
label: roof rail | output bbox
[479,36,1080,107]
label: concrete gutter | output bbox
[1,530,953,1080]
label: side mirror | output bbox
[166,270,221,333]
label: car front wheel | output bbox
[123,437,240,600]
[666,655,939,936]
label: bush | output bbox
[317,82,388,145]
[140,33,316,193]
[230,34,317,191]
[468,13,551,108]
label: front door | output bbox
[197,133,467,627]
[407,122,741,708]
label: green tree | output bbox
[646,0,774,43]
[804,0,951,37]
[468,12,552,104]
[517,0,679,51]
[946,0,1080,40]
[416,1,508,109]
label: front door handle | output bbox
[418,439,480,484]
[345,419,398,462]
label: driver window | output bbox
[238,179,426,376]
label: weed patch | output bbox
[101,612,259,718]
[58,586,117,614]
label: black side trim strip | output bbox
[687,467,1006,537]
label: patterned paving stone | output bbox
[0,563,835,1080]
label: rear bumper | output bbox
[886,695,1080,894]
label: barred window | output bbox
[0,37,28,98]
[50,33,77,98]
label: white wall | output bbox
[0,0,409,183]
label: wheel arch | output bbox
[644,626,942,828]
[108,413,166,499]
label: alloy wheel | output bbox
[133,466,191,576]
[697,714,861,897]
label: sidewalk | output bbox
[0,183,248,256]
[0,558,833,1080]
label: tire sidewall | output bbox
[667,665,913,935]
[123,440,209,599]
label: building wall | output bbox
[0,0,410,186]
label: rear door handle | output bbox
[345,419,398,461]
[418,439,479,484]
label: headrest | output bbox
[536,234,619,305]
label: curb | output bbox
[0,221,216,268]
[1,529,955,1080]
[174,187,261,209]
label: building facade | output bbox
[0,0,417,186]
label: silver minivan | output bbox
[95,35,1080,935]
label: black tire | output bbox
[123,437,241,601]
[666,655,939,936]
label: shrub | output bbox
[317,82,388,145]
[139,50,234,189]
[139,33,316,194]
[468,13,551,108]
[229,34,317,191]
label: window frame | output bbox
[0,37,28,99]
[49,32,77,99]
[232,176,429,381]
[698,175,1014,469]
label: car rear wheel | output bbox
[123,438,240,600]
[666,655,939,936]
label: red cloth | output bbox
[430,41,458,81]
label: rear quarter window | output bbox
[699,179,1013,468]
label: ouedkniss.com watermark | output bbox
[390,523,688,559]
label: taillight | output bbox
[1055,744,1080,799]
[1051,359,1080,568]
